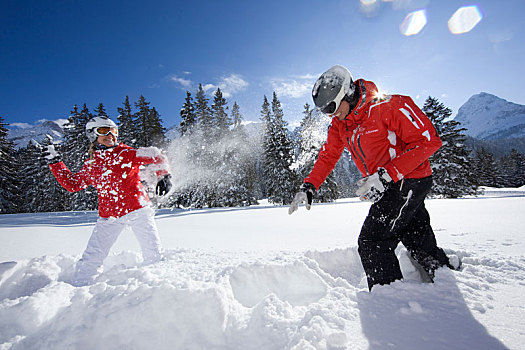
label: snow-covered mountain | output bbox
[7,119,67,149]
[454,93,525,140]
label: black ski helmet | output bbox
[312,65,354,115]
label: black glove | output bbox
[155,174,172,196]
[42,144,62,165]
[288,182,316,215]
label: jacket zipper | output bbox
[346,124,369,176]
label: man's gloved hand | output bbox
[288,182,315,215]
[42,144,62,164]
[156,174,172,196]
[355,168,392,202]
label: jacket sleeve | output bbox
[49,161,92,192]
[132,147,171,177]
[304,119,345,190]
[383,96,442,181]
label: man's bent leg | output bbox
[358,187,406,290]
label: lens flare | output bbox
[400,10,427,36]
[448,6,483,34]
[374,90,386,100]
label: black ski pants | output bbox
[357,176,450,290]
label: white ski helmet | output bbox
[312,65,354,115]
[85,116,118,142]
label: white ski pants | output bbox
[73,206,163,286]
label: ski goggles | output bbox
[95,126,119,137]
[321,101,338,115]
[320,85,346,115]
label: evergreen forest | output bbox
[1,91,524,214]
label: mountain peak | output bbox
[455,93,525,140]
[7,119,65,149]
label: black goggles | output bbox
[321,101,338,115]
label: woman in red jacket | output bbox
[289,65,458,290]
[46,116,172,286]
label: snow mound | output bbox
[1,246,517,349]
[229,261,328,307]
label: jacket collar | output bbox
[93,143,125,157]
[345,79,379,124]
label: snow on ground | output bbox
[1,189,524,349]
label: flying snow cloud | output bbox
[163,127,261,196]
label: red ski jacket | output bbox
[50,144,170,218]
[305,79,442,190]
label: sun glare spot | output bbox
[400,10,427,36]
[375,90,386,100]
[448,6,483,34]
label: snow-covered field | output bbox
[1,188,524,349]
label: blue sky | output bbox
[2,0,524,130]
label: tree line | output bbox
[1,92,524,214]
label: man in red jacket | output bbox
[46,116,172,286]
[289,65,458,290]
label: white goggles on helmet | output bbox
[94,126,118,137]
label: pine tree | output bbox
[179,91,196,136]
[499,149,525,187]
[134,95,151,147]
[192,85,218,205]
[210,88,234,205]
[17,141,43,213]
[235,114,259,206]
[62,104,97,210]
[0,116,20,213]
[19,138,69,213]
[231,102,242,129]
[472,147,501,187]
[218,103,257,206]
[211,87,231,136]
[262,92,297,205]
[94,102,107,117]
[170,85,220,208]
[117,96,137,146]
[511,150,525,187]
[295,104,338,202]
[195,84,213,141]
[131,95,167,148]
[423,97,478,198]
[258,96,272,198]
[148,107,166,147]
